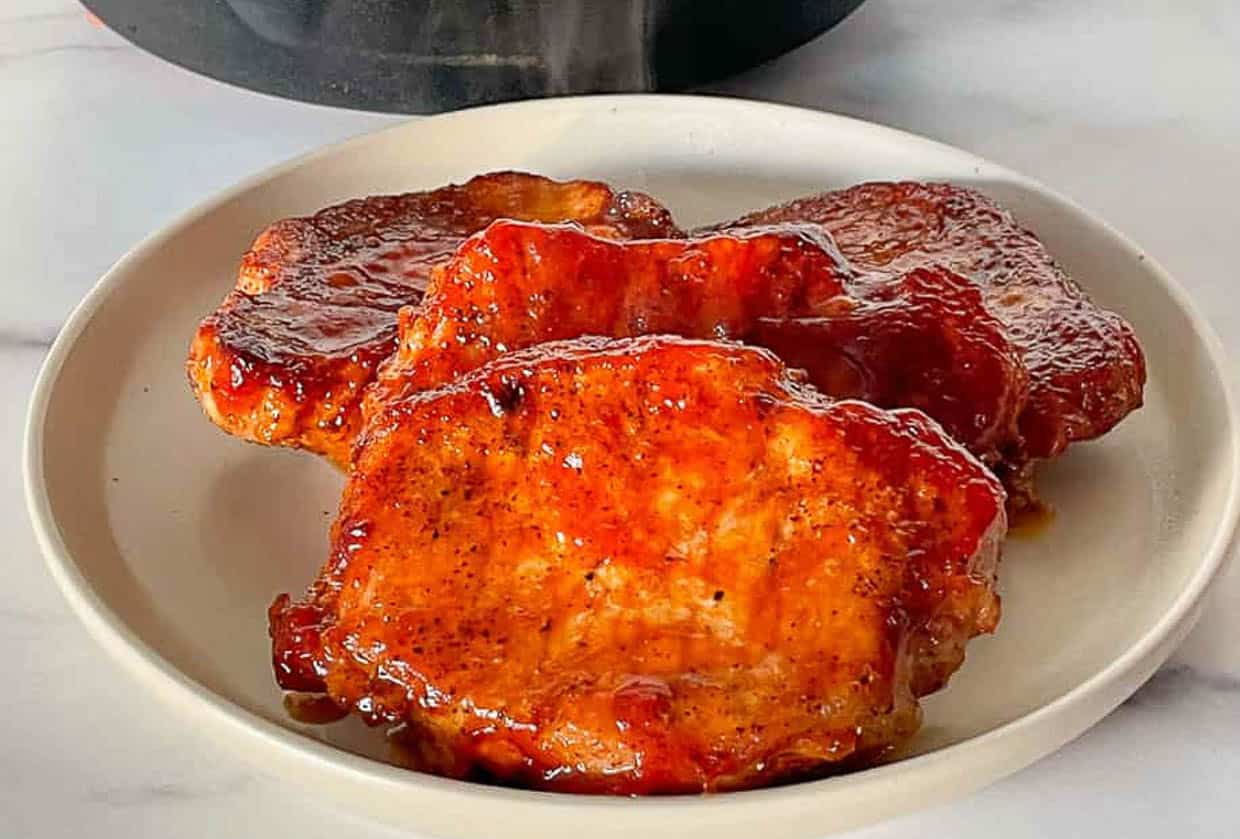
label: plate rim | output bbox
[22,93,1240,825]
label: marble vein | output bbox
[0,324,57,349]
[0,10,80,24]
[88,776,252,808]
[1123,664,1240,709]
[0,43,131,65]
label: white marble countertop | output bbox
[4,0,1238,836]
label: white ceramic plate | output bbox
[24,96,1240,838]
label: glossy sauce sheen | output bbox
[366,220,1027,467]
[187,172,679,464]
[271,337,1005,794]
[711,182,1147,502]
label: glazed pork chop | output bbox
[709,182,1146,503]
[270,336,1005,793]
[365,220,1028,469]
[187,172,679,465]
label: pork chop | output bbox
[270,336,1005,793]
[187,172,679,465]
[708,181,1146,504]
[366,220,1028,469]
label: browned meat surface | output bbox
[709,182,1147,503]
[271,336,1005,794]
[366,220,1028,468]
[187,172,679,465]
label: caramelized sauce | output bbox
[365,220,1026,471]
[188,172,680,466]
[283,692,348,725]
[271,337,1005,794]
[714,181,1147,481]
[1009,501,1056,539]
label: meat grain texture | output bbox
[188,172,679,465]
[712,181,1147,504]
[271,337,1005,794]
[367,219,1027,470]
